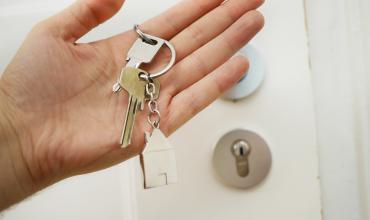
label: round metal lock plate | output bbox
[213,129,272,189]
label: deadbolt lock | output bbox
[231,140,252,177]
[213,129,272,189]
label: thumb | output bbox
[44,0,125,42]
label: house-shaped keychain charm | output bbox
[141,128,178,189]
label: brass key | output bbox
[119,67,159,147]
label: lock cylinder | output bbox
[213,129,272,189]
[231,140,252,177]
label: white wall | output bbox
[305,0,370,219]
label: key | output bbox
[113,36,165,93]
[119,67,160,147]
[119,67,148,147]
[126,36,165,67]
[141,128,178,189]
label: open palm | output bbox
[0,0,264,189]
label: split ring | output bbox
[133,25,176,79]
[134,24,155,45]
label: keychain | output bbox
[140,78,177,188]
[113,25,178,189]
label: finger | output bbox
[164,56,249,134]
[106,0,225,48]
[141,0,227,39]
[42,0,125,42]
[172,0,264,62]
[163,10,264,95]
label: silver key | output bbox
[126,36,165,67]
[113,37,165,93]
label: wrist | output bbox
[0,86,36,211]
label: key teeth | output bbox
[112,83,122,93]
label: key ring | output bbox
[134,24,156,45]
[134,25,176,79]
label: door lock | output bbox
[231,140,251,177]
[213,129,272,189]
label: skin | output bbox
[0,0,264,211]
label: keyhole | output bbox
[231,140,251,177]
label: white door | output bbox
[0,0,322,220]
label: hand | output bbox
[0,0,264,209]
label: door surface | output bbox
[0,0,322,220]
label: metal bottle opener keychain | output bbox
[113,25,178,189]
